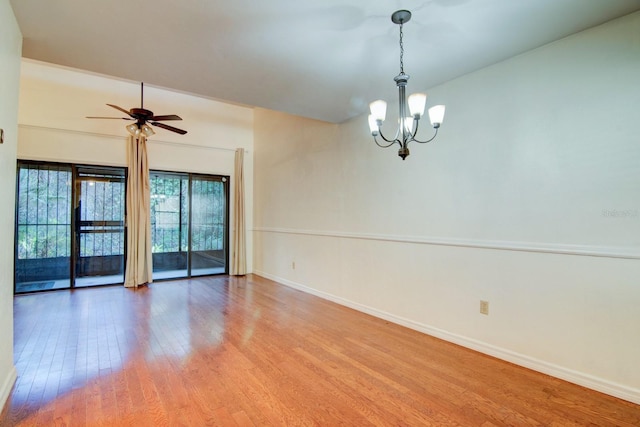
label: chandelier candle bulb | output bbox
[428,105,446,128]
[408,93,427,117]
[370,100,387,122]
[404,117,414,133]
[367,10,446,160]
[368,115,379,135]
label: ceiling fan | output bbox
[86,82,187,135]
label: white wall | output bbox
[253,12,640,403]
[0,0,21,410]
[18,60,254,273]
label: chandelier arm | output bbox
[373,131,399,148]
[377,122,402,142]
[388,123,402,142]
[392,125,401,141]
[410,127,439,144]
[376,128,401,146]
[410,118,421,140]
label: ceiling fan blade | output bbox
[106,104,134,117]
[86,116,133,120]
[151,121,187,135]
[151,114,182,121]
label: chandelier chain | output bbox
[399,22,404,74]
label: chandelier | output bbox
[368,10,445,160]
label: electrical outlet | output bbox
[480,300,489,315]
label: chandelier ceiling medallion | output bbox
[368,10,446,160]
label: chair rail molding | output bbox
[253,227,640,260]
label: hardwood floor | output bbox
[1,274,638,426]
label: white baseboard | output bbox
[254,270,640,405]
[0,365,17,412]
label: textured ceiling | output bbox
[10,0,640,123]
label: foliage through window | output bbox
[150,173,226,254]
[77,169,125,257]
[191,178,226,252]
[16,164,72,260]
[150,174,188,253]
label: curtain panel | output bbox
[124,135,153,287]
[231,148,247,275]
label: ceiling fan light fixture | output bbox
[126,123,138,136]
[141,124,155,137]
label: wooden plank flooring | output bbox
[1,274,638,426]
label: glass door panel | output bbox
[15,163,72,293]
[150,172,189,280]
[190,176,228,276]
[74,166,125,287]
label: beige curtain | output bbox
[124,134,153,287]
[231,148,247,275]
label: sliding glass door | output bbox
[150,171,229,280]
[15,161,228,293]
[15,161,125,293]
